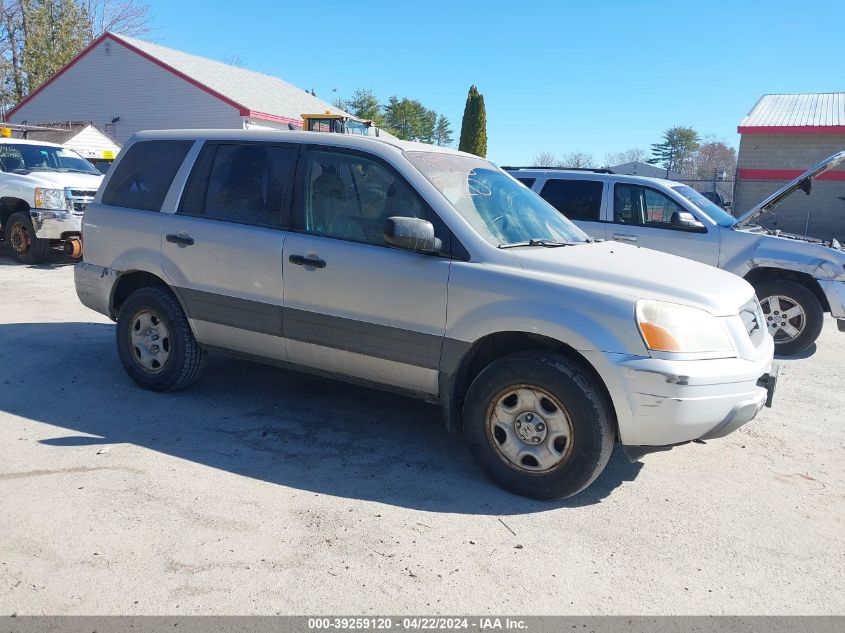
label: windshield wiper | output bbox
[498,238,575,249]
[59,168,98,174]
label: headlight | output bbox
[34,188,67,211]
[636,299,735,355]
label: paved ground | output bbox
[1,247,843,615]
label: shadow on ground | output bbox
[0,242,77,268]
[0,321,643,514]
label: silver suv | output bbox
[506,152,845,356]
[75,130,776,499]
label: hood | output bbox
[513,241,754,317]
[12,170,103,190]
[736,150,845,228]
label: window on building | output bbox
[539,179,603,222]
[102,140,193,212]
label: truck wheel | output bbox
[116,287,206,391]
[6,212,48,264]
[463,351,615,500]
[755,280,824,356]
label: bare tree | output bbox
[560,151,595,168]
[532,151,560,167]
[691,137,737,180]
[605,147,648,166]
[222,53,244,68]
[81,0,151,37]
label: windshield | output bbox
[0,143,101,175]
[673,185,737,227]
[405,151,589,246]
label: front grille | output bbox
[65,188,97,216]
[740,298,766,347]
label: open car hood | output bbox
[735,150,845,228]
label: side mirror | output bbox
[671,211,706,231]
[383,216,442,253]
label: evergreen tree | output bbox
[647,126,700,176]
[343,88,385,127]
[434,114,453,147]
[458,84,487,157]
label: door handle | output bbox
[166,233,195,246]
[612,233,638,243]
[289,254,326,268]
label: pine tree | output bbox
[434,114,453,147]
[647,126,700,176]
[458,85,487,157]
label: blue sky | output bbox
[144,0,844,165]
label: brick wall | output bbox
[734,133,845,239]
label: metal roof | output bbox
[110,33,348,124]
[738,93,845,133]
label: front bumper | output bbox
[583,336,775,448]
[30,209,82,239]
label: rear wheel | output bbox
[6,211,48,264]
[754,280,823,356]
[463,351,615,500]
[116,287,206,391]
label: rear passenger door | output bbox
[161,141,297,360]
[537,177,607,240]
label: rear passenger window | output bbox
[101,140,192,212]
[515,177,535,188]
[179,143,295,228]
[539,179,603,222]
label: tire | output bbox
[754,280,824,356]
[463,351,615,500]
[116,286,206,391]
[6,211,48,264]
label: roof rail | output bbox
[501,166,615,174]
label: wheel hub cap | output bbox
[514,412,547,444]
[486,385,574,473]
[130,309,171,373]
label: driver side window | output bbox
[296,149,426,245]
[613,183,691,230]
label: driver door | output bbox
[609,183,720,266]
[282,146,451,395]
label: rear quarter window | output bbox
[101,140,193,212]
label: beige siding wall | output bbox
[9,39,243,144]
[735,133,845,239]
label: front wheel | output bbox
[6,211,48,264]
[754,280,824,356]
[463,352,615,500]
[116,287,206,391]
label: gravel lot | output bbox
[1,248,843,615]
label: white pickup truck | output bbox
[0,138,103,263]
